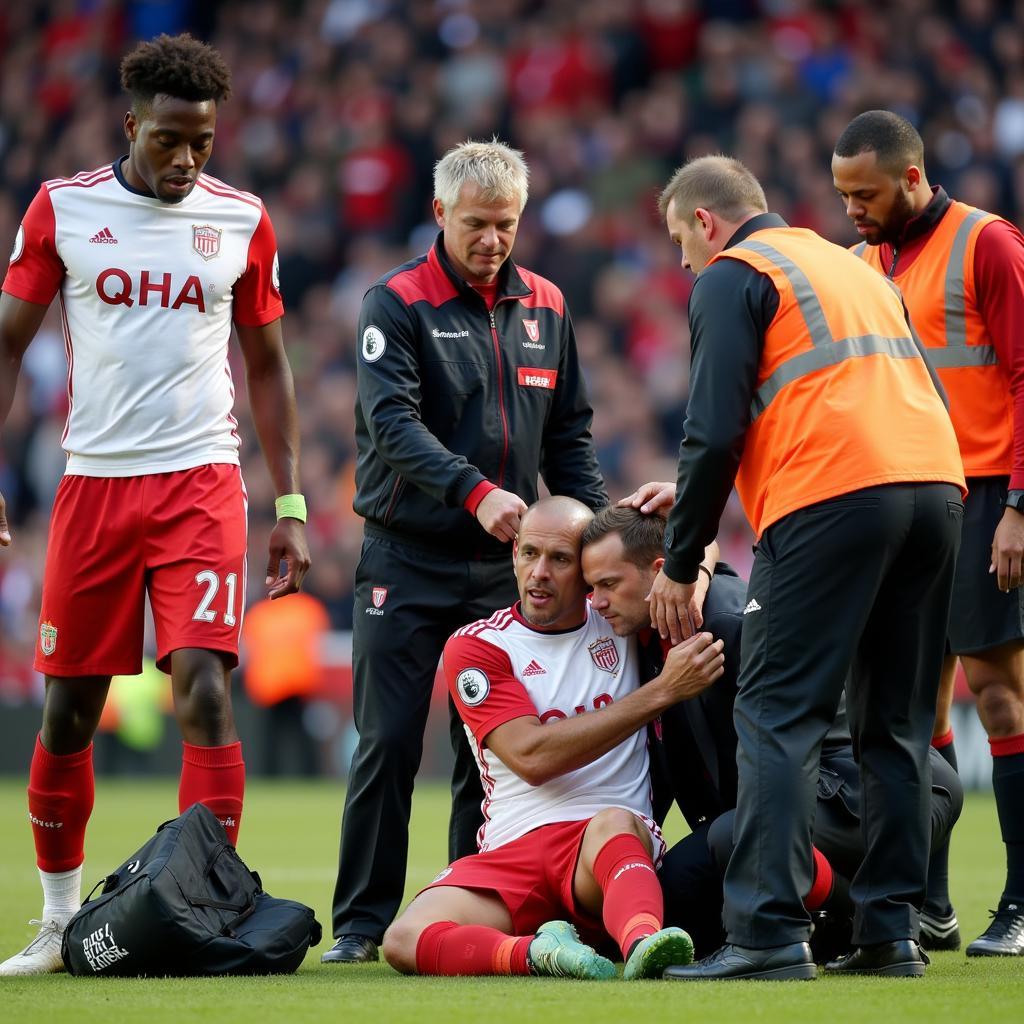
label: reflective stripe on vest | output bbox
[852,211,997,368]
[944,208,994,358]
[735,240,923,422]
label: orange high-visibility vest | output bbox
[709,227,966,538]
[852,202,1011,476]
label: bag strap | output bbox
[187,895,250,913]
[201,842,232,877]
[84,874,118,904]
[219,893,258,937]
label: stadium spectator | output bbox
[322,138,607,965]
[649,156,965,980]
[833,109,1024,957]
[380,496,722,979]
[0,33,309,976]
[6,1,1024,770]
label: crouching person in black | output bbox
[580,502,963,962]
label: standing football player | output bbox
[0,33,309,976]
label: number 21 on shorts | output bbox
[192,570,238,627]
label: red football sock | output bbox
[179,741,245,845]
[592,832,662,958]
[27,735,94,872]
[415,921,531,976]
[805,846,834,911]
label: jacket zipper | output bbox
[488,307,510,487]
[887,246,900,278]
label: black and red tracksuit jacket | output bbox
[353,233,607,558]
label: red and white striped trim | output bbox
[196,174,262,210]
[223,362,240,448]
[58,294,74,447]
[46,167,114,193]
[455,607,515,638]
[475,739,497,850]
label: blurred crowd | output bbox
[3,0,1024,705]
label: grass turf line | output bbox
[0,779,1018,1023]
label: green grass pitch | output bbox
[1,779,1021,1022]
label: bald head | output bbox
[520,495,594,537]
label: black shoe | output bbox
[321,934,379,964]
[919,907,961,951]
[662,942,816,981]
[966,902,1024,957]
[824,940,929,977]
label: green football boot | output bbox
[623,927,695,980]
[527,921,616,980]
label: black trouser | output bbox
[722,483,963,948]
[662,746,963,954]
[330,531,517,941]
[658,822,725,958]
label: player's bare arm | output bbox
[235,318,310,596]
[992,506,1024,592]
[0,292,49,546]
[688,538,719,629]
[485,631,724,786]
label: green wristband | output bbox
[275,493,307,523]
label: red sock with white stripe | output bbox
[415,921,531,975]
[27,735,93,920]
[28,735,93,873]
[179,741,245,846]
[592,832,663,959]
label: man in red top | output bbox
[834,110,1024,957]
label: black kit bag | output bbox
[61,802,321,976]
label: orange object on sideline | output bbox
[241,592,329,707]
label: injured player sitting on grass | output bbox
[380,496,725,979]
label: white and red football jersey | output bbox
[443,600,653,853]
[2,161,284,476]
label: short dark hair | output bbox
[580,506,665,570]
[658,155,767,223]
[834,110,925,177]
[120,33,232,112]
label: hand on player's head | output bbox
[616,481,675,515]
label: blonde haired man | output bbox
[323,140,607,963]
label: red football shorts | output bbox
[35,464,247,677]
[420,818,627,947]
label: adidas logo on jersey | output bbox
[743,598,762,615]
[89,227,118,244]
[522,659,546,677]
